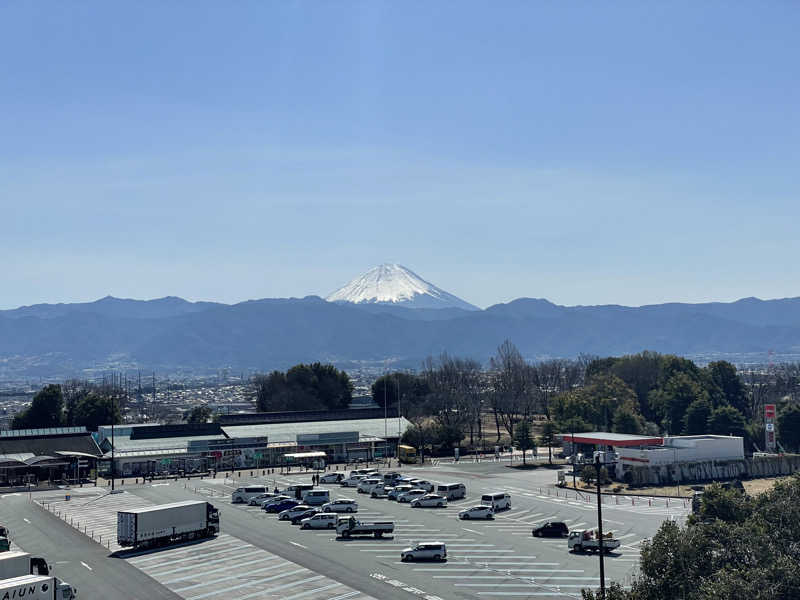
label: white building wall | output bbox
[616,435,744,469]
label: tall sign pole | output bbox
[765,404,777,453]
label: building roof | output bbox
[221,416,411,444]
[0,431,103,457]
[217,407,398,426]
[107,433,228,453]
[560,432,664,447]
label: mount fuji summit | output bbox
[326,264,480,311]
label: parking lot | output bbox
[19,460,689,599]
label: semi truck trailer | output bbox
[117,500,220,549]
[0,551,76,599]
[0,575,72,600]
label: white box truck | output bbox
[0,551,76,599]
[117,500,220,550]
[0,574,71,600]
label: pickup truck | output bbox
[567,530,620,554]
[336,516,394,538]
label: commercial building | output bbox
[0,427,102,487]
[560,431,745,479]
[96,408,411,476]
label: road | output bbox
[2,461,688,599]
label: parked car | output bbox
[265,499,300,513]
[260,495,291,510]
[383,472,403,484]
[290,507,320,524]
[371,484,392,498]
[321,499,358,513]
[458,505,495,520]
[302,489,331,506]
[436,483,466,500]
[300,513,338,529]
[532,521,569,538]
[411,493,447,508]
[279,504,315,521]
[320,473,344,484]
[398,489,427,503]
[341,475,367,488]
[388,484,414,500]
[408,479,434,493]
[400,542,447,562]
[248,492,279,506]
[357,478,384,494]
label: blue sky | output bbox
[2,2,799,309]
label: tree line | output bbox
[12,379,123,431]
[374,344,800,457]
[253,363,353,413]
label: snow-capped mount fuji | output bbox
[326,264,480,311]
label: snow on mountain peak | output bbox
[326,264,479,310]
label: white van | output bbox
[232,485,269,503]
[437,483,466,500]
[302,489,331,505]
[481,492,511,510]
[299,512,338,529]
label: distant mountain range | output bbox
[2,266,800,378]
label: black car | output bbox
[290,508,320,525]
[532,521,569,537]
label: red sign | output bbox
[765,404,776,420]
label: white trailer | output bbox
[0,551,76,599]
[0,575,70,600]
[117,500,220,549]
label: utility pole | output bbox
[571,431,577,489]
[595,454,606,600]
[111,398,115,491]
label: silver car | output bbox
[401,542,447,561]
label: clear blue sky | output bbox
[2,2,798,310]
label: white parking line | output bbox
[80,562,92,571]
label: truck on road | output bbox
[117,500,220,550]
[336,516,394,538]
[0,551,77,599]
[567,530,620,554]
[0,574,74,600]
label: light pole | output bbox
[595,454,606,600]
[571,431,577,490]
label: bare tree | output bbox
[488,340,536,439]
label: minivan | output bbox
[437,483,466,500]
[232,485,270,503]
[302,488,330,505]
[400,542,447,562]
[481,492,511,510]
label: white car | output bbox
[397,488,427,503]
[409,479,434,493]
[411,493,448,508]
[400,542,447,562]
[388,484,414,500]
[357,478,383,494]
[458,505,495,520]
[341,475,367,487]
[279,504,314,521]
[320,473,344,484]
[321,499,358,513]
[299,513,338,529]
[371,484,391,498]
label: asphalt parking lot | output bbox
[2,460,689,599]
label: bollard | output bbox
[648,498,651,506]
[616,496,619,505]
[631,497,634,505]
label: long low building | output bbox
[96,409,411,476]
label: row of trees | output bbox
[12,381,122,430]
[583,475,800,599]
[254,363,353,413]
[376,344,800,457]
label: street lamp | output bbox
[595,454,606,600]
